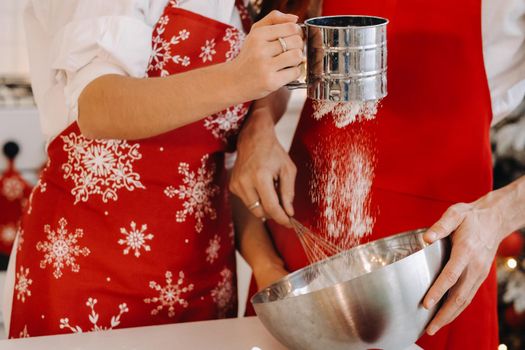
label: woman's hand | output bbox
[421,179,525,336]
[230,104,296,227]
[232,10,304,102]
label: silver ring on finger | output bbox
[248,200,262,211]
[278,37,288,53]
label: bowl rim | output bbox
[251,227,448,305]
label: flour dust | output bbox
[312,100,380,128]
[306,99,379,257]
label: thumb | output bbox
[424,204,466,243]
[253,10,298,28]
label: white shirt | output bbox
[24,0,525,142]
[23,0,244,142]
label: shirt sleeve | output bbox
[36,0,154,125]
[483,0,525,125]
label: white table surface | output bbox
[0,316,287,350]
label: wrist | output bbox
[221,60,250,104]
[489,180,525,240]
[252,257,286,277]
[238,110,277,145]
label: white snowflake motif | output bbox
[36,218,91,279]
[204,104,248,141]
[61,133,144,204]
[206,235,221,264]
[2,176,24,201]
[164,155,219,233]
[199,39,216,62]
[148,15,191,77]
[15,266,32,303]
[59,298,129,333]
[223,28,245,61]
[118,221,154,258]
[19,325,29,338]
[144,271,194,318]
[17,228,24,251]
[27,178,47,215]
[1,223,17,244]
[211,268,234,318]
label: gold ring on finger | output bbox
[278,37,288,53]
[248,200,262,211]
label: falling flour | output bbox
[308,100,379,254]
[312,100,380,128]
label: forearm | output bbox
[231,194,285,273]
[78,61,244,140]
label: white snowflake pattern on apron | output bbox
[15,266,33,303]
[199,39,216,62]
[148,15,191,77]
[223,28,245,61]
[164,154,219,233]
[144,271,194,318]
[36,218,91,279]
[211,267,234,318]
[59,297,129,333]
[206,234,221,264]
[118,221,154,258]
[204,103,248,141]
[61,133,144,204]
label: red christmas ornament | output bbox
[504,305,525,330]
[498,231,525,258]
[0,141,32,255]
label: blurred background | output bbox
[0,0,524,348]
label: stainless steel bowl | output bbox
[251,229,450,350]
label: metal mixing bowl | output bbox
[251,229,450,350]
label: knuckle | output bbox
[454,293,467,307]
[285,22,297,33]
[444,269,460,285]
[228,181,237,194]
[292,48,303,61]
[255,171,269,184]
[292,35,303,47]
[269,10,280,17]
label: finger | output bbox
[270,35,304,56]
[423,246,468,310]
[241,184,266,220]
[273,66,303,86]
[273,49,304,71]
[252,10,298,29]
[278,163,296,217]
[424,203,468,243]
[426,268,476,336]
[256,171,292,227]
[258,22,303,42]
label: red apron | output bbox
[251,0,499,348]
[9,0,251,338]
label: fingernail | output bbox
[427,231,437,242]
[425,298,435,309]
[427,325,438,336]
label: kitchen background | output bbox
[0,0,524,348]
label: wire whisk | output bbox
[289,217,342,264]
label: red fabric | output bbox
[250,1,498,349]
[0,160,32,255]
[9,2,251,338]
